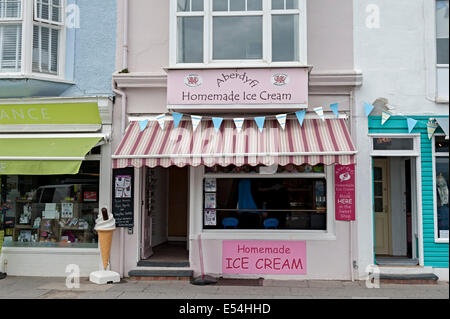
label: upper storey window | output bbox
[0,0,64,77]
[0,0,22,72]
[172,0,306,66]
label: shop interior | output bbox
[140,167,189,265]
[0,161,100,248]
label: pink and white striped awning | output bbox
[112,118,356,169]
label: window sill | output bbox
[165,63,312,71]
[0,73,73,85]
[195,230,336,241]
[0,74,74,98]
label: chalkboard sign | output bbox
[112,168,134,228]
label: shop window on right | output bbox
[203,164,327,231]
[434,135,449,240]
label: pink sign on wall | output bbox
[222,240,307,275]
[335,164,356,221]
[167,68,309,109]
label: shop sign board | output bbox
[335,164,356,221]
[112,168,134,228]
[167,68,309,109]
[0,102,101,125]
[222,240,306,275]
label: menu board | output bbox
[112,168,134,228]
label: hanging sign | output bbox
[335,164,356,221]
[222,240,307,275]
[167,68,309,110]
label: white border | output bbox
[189,165,337,241]
[369,134,424,266]
[432,133,449,243]
[369,133,421,157]
[169,0,307,67]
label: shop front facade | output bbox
[353,0,449,280]
[110,0,363,280]
[0,0,117,277]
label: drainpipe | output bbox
[111,0,129,279]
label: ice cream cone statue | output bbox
[89,207,120,284]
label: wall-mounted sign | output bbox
[167,68,309,110]
[335,164,356,221]
[222,240,307,275]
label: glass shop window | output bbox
[373,137,414,151]
[0,161,100,248]
[203,164,327,230]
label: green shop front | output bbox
[368,115,449,278]
[0,99,112,277]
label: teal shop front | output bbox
[368,116,449,274]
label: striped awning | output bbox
[112,118,356,169]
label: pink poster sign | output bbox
[167,68,309,108]
[335,164,356,221]
[222,240,307,275]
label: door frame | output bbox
[369,133,423,266]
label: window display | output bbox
[0,161,100,247]
[203,165,327,230]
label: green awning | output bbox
[0,136,102,175]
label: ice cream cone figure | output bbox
[98,230,114,270]
[89,207,120,284]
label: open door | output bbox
[373,158,391,255]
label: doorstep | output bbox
[377,266,439,284]
[128,267,193,281]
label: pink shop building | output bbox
[109,0,362,281]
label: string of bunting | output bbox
[364,102,448,140]
[137,102,343,133]
[136,101,448,141]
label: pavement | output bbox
[0,276,448,299]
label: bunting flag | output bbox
[427,120,439,140]
[364,103,375,116]
[330,103,339,118]
[138,119,149,132]
[381,111,391,125]
[156,114,166,130]
[276,114,287,130]
[295,110,306,127]
[173,112,183,128]
[234,118,245,133]
[254,116,266,133]
[407,118,418,133]
[191,115,202,132]
[212,117,224,133]
[436,118,449,138]
[314,107,325,122]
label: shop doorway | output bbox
[373,157,419,265]
[140,167,189,265]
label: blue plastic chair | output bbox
[264,218,279,229]
[222,217,239,229]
